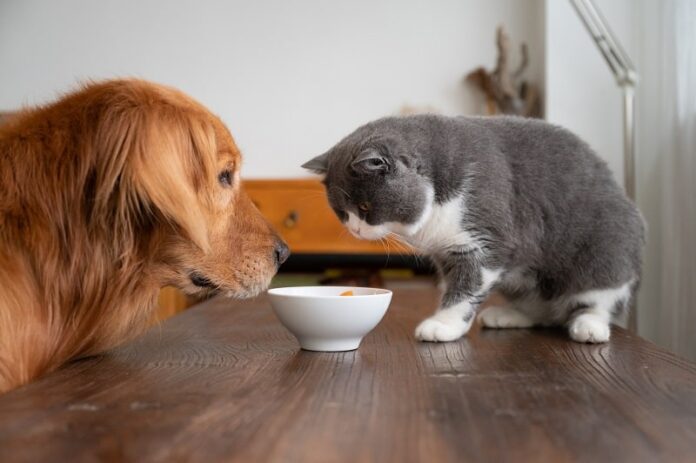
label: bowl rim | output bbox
[267,286,392,299]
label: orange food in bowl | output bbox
[339,290,354,296]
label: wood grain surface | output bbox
[1,287,695,463]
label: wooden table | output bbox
[1,288,696,463]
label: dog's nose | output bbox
[274,240,290,267]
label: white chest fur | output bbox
[403,196,482,253]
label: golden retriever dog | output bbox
[0,79,289,393]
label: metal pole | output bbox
[570,0,639,198]
[623,85,636,202]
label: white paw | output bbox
[415,310,472,342]
[478,306,534,329]
[568,315,611,343]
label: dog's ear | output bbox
[135,112,216,252]
[94,105,216,253]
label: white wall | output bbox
[633,0,663,347]
[632,0,696,359]
[544,0,637,186]
[0,0,543,178]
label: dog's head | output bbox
[84,80,288,298]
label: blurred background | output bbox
[1,0,694,360]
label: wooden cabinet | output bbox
[244,179,387,254]
[155,286,193,322]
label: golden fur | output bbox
[0,79,285,393]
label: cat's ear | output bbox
[351,149,390,175]
[302,152,329,174]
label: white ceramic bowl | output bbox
[267,286,393,352]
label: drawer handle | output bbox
[283,210,299,228]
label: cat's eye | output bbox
[218,169,233,187]
[358,202,370,212]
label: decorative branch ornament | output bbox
[466,26,541,117]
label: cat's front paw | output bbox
[415,310,472,342]
[568,314,610,343]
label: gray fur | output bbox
[304,114,645,341]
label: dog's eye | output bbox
[218,170,233,187]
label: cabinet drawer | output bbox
[244,179,393,254]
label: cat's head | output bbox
[302,120,433,240]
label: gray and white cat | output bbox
[303,115,644,344]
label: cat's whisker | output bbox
[386,233,410,252]
[384,234,400,247]
[381,236,391,266]
[385,236,406,257]
[386,239,408,266]
[335,186,352,200]
[387,233,425,266]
